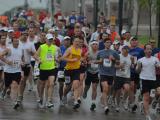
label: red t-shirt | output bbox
[54,38,61,47]
[111,31,117,42]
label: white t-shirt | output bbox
[4,45,23,73]
[138,56,159,81]
[20,41,36,64]
[116,54,131,78]
[27,36,38,62]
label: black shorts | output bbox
[100,75,114,86]
[22,64,31,76]
[141,80,157,94]
[156,75,160,87]
[114,76,130,90]
[31,61,35,68]
[4,72,21,87]
[131,73,140,89]
[64,69,80,85]
[85,72,99,86]
[79,66,87,74]
[39,69,56,81]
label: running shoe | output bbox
[47,101,54,108]
[90,103,96,111]
[104,106,109,114]
[73,103,80,109]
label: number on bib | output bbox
[46,53,53,61]
[58,71,64,78]
[150,89,155,98]
[103,58,112,67]
[13,60,20,68]
[71,19,75,24]
[65,76,71,84]
[91,63,98,69]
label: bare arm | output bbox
[33,47,41,63]
[62,48,77,62]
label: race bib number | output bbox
[13,60,20,68]
[103,58,112,67]
[71,19,75,24]
[58,71,64,78]
[120,67,127,75]
[91,63,98,69]
[65,76,71,84]
[150,89,155,98]
[34,62,39,76]
[46,52,53,61]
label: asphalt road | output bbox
[0,84,159,120]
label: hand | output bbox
[109,55,115,61]
[120,63,125,69]
[21,62,25,67]
[130,56,134,64]
[7,61,13,65]
[71,58,78,62]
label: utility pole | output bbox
[118,0,123,36]
[24,0,29,10]
[93,0,98,30]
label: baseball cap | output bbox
[64,36,71,40]
[46,33,54,40]
[122,45,130,50]
[121,29,126,35]
[1,27,8,32]
[130,36,138,41]
[113,40,120,45]
[8,29,14,33]
[149,39,156,43]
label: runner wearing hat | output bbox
[34,33,57,108]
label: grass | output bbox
[138,35,149,45]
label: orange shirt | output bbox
[111,32,117,42]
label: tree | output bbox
[126,0,134,31]
[136,0,147,36]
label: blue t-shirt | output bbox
[69,16,76,26]
[152,47,160,56]
[129,47,144,75]
[99,41,105,50]
[59,45,67,69]
[77,16,85,24]
[97,49,120,76]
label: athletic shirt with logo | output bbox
[39,44,57,70]
[116,54,131,78]
[87,51,99,74]
[4,45,23,73]
[65,46,81,70]
[138,56,159,81]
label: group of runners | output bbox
[0,9,160,120]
